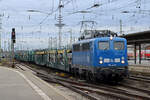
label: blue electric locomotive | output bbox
[15,30,128,82]
[72,31,128,81]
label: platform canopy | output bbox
[121,30,150,45]
[121,30,150,64]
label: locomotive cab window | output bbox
[99,41,109,50]
[73,44,80,51]
[114,41,124,50]
[82,43,90,51]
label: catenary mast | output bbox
[55,0,65,49]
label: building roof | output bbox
[121,30,150,44]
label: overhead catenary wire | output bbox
[38,0,74,25]
[33,0,150,36]
[2,0,150,50]
[28,0,150,28]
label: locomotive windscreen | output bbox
[99,41,109,50]
[114,41,124,50]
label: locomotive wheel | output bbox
[86,70,90,81]
[85,71,95,82]
[80,70,86,80]
[88,71,95,83]
[79,70,83,80]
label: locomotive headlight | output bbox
[99,60,103,64]
[121,60,125,64]
[99,57,103,64]
[110,36,113,40]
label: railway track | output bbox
[119,83,150,95]
[16,63,150,100]
[129,75,150,83]
[16,63,98,100]
[54,76,150,99]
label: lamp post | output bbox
[0,14,3,61]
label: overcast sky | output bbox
[0,0,150,50]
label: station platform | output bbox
[129,65,150,75]
[128,60,150,67]
[0,66,71,100]
[128,60,150,74]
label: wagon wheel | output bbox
[71,68,75,76]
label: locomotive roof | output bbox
[73,37,126,45]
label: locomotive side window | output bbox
[99,41,109,50]
[82,43,90,51]
[73,44,80,51]
[114,41,124,50]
